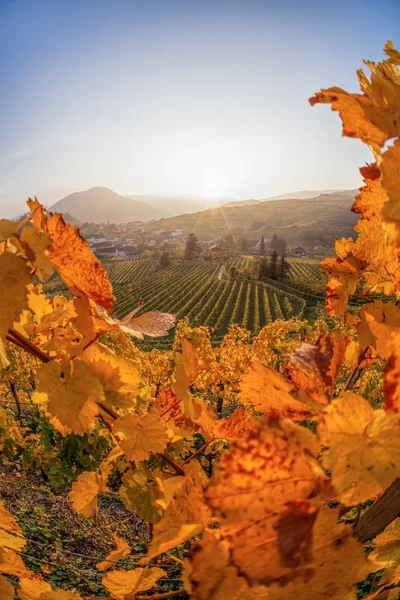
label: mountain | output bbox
[124,194,240,217]
[49,187,163,223]
[265,189,357,201]
[146,190,358,244]
[221,199,260,208]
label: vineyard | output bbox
[2,40,400,600]
[44,255,324,346]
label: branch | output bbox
[7,329,50,363]
[159,453,185,476]
[343,347,369,392]
[136,590,187,600]
[180,441,211,467]
[354,478,400,542]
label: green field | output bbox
[44,255,327,348]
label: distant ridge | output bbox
[49,187,163,224]
[265,189,357,201]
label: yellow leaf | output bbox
[102,567,165,599]
[120,310,176,339]
[0,501,25,551]
[96,534,130,571]
[119,471,165,524]
[173,339,199,401]
[205,417,325,525]
[183,530,269,600]
[0,575,14,600]
[69,470,109,518]
[285,331,347,405]
[36,360,104,436]
[143,461,211,562]
[20,226,53,282]
[213,407,259,442]
[239,361,315,419]
[18,577,82,599]
[318,392,400,505]
[0,548,31,578]
[113,412,169,462]
[0,219,18,241]
[358,301,400,358]
[0,252,31,340]
[82,342,140,409]
[46,212,115,311]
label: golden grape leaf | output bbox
[0,219,19,241]
[285,331,347,405]
[102,567,165,599]
[120,310,177,339]
[358,301,400,359]
[27,197,46,231]
[205,416,325,525]
[0,501,25,551]
[113,411,169,461]
[173,338,199,401]
[320,258,360,316]
[381,139,400,224]
[27,284,53,322]
[82,342,140,409]
[239,361,316,419]
[119,470,165,524]
[318,392,400,505]
[183,530,269,600]
[96,534,130,571]
[20,226,53,282]
[69,470,109,518]
[213,407,259,441]
[267,507,369,600]
[143,461,211,561]
[0,548,31,578]
[384,332,400,412]
[36,360,104,436]
[0,252,31,340]
[0,575,14,600]
[18,577,82,600]
[46,212,115,311]
[369,518,400,586]
[385,40,400,65]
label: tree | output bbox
[225,233,234,249]
[159,251,170,269]
[185,233,201,260]
[279,253,289,279]
[258,257,269,279]
[270,233,278,251]
[275,237,287,256]
[268,250,278,280]
[259,235,265,257]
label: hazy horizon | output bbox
[1,0,399,218]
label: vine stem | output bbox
[180,441,211,467]
[342,346,369,392]
[87,593,187,600]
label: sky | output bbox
[0,0,399,217]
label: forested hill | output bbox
[145,191,358,243]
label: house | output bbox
[292,245,308,257]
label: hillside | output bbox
[146,190,358,243]
[49,187,163,223]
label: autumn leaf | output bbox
[69,470,109,518]
[213,407,259,441]
[46,212,115,311]
[102,567,166,599]
[0,501,25,551]
[239,360,316,419]
[205,416,325,525]
[358,301,400,359]
[142,461,211,562]
[82,342,140,409]
[285,331,347,405]
[18,577,83,600]
[384,332,400,412]
[267,507,369,600]
[0,575,14,600]
[119,470,165,524]
[173,338,199,401]
[113,411,169,462]
[96,534,130,571]
[0,252,31,341]
[35,360,104,436]
[183,530,269,600]
[318,392,400,505]
[20,226,53,282]
[120,310,177,339]
[0,548,32,579]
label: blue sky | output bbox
[0,0,399,216]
